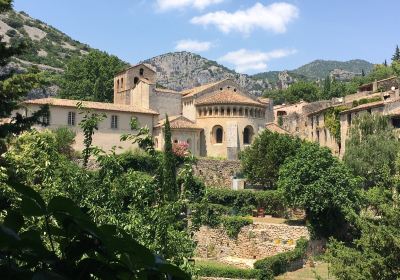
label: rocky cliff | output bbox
[143,52,271,96]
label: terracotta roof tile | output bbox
[265,123,291,135]
[23,98,159,115]
[196,90,263,106]
[155,115,202,130]
[154,88,180,94]
[181,79,229,97]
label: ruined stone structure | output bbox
[19,63,274,159]
[194,222,309,267]
[193,158,241,188]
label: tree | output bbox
[277,142,361,238]
[162,115,177,201]
[344,114,400,189]
[361,69,365,77]
[0,0,48,154]
[392,45,400,62]
[59,50,127,102]
[326,187,400,280]
[322,75,331,99]
[286,81,321,103]
[384,59,388,67]
[241,130,302,188]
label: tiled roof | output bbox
[181,79,230,97]
[265,123,290,134]
[117,63,156,75]
[155,115,202,130]
[195,90,263,106]
[23,98,159,115]
[339,100,385,114]
[258,97,271,104]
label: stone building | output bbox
[274,76,400,157]
[17,63,274,159]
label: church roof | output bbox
[195,90,264,107]
[24,98,159,115]
[155,115,202,130]
[265,123,291,134]
[181,79,230,97]
[154,87,180,94]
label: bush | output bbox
[3,16,24,29]
[222,216,253,238]
[197,261,260,279]
[5,29,17,37]
[206,189,285,217]
[53,127,75,158]
[254,238,308,278]
[352,96,382,107]
[190,202,231,229]
[117,150,160,173]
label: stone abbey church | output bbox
[21,63,274,159]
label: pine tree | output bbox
[162,115,177,201]
[322,75,331,99]
[392,45,400,62]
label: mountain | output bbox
[1,10,375,98]
[142,52,270,96]
[292,59,373,80]
[0,9,93,75]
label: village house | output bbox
[17,63,274,160]
[274,76,400,156]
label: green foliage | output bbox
[197,261,260,279]
[323,106,349,142]
[178,156,205,202]
[53,127,76,157]
[352,96,382,107]
[344,114,400,189]
[221,216,253,238]
[204,188,285,217]
[163,115,177,201]
[59,50,127,102]
[285,81,321,103]
[77,102,106,167]
[241,130,302,187]
[117,149,160,173]
[278,142,361,238]
[254,238,308,279]
[392,45,400,62]
[0,181,188,279]
[326,204,400,280]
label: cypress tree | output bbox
[361,69,365,77]
[384,59,388,67]
[162,115,177,201]
[392,45,400,62]
[323,75,331,99]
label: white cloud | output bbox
[219,48,297,73]
[175,39,212,52]
[156,0,223,11]
[191,2,299,35]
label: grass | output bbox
[276,262,335,280]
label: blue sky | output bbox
[13,0,400,74]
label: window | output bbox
[121,78,124,88]
[216,128,223,143]
[117,79,120,89]
[139,68,144,76]
[134,77,139,84]
[243,126,253,145]
[111,115,118,129]
[213,126,223,144]
[67,112,76,126]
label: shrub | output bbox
[197,261,260,279]
[206,189,285,217]
[53,127,76,158]
[222,216,253,238]
[254,238,308,279]
[5,29,17,37]
[190,203,231,229]
[117,150,160,173]
[3,16,24,29]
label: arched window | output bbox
[139,68,144,76]
[117,79,120,89]
[213,126,223,144]
[134,77,139,84]
[233,108,237,116]
[198,109,202,117]
[121,78,124,88]
[243,126,254,145]
[227,108,231,116]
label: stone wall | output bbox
[194,222,309,265]
[194,158,241,188]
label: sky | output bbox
[13,0,400,74]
